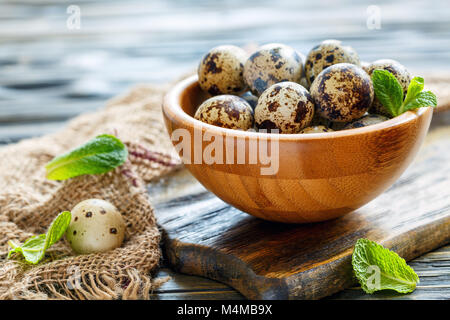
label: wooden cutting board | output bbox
[151,112,450,300]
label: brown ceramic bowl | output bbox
[162,75,433,223]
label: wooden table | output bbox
[1,0,449,299]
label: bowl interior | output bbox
[163,76,433,223]
[172,75,430,141]
[179,80,210,117]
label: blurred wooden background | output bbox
[1,0,450,143]
[0,0,449,300]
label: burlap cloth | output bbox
[0,74,449,300]
[0,83,181,300]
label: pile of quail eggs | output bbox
[194,40,411,134]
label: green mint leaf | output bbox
[8,211,71,264]
[371,69,404,117]
[402,91,437,113]
[45,134,128,181]
[352,238,419,294]
[8,235,46,264]
[45,210,72,249]
[402,76,424,108]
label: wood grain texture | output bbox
[149,245,450,300]
[150,269,245,300]
[153,119,450,299]
[163,75,433,223]
[1,0,450,300]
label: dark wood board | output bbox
[153,116,450,300]
[149,244,450,300]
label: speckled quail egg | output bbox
[311,109,350,131]
[305,39,360,85]
[244,43,304,96]
[361,61,371,74]
[311,112,332,127]
[298,52,310,90]
[300,125,333,134]
[255,82,314,133]
[240,91,259,109]
[329,121,348,131]
[299,76,310,90]
[310,63,374,122]
[366,59,411,117]
[198,45,248,95]
[346,45,360,63]
[194,95,254,130]
[66,199,125,254]
[343,114,389,130]
[298,51,306,64]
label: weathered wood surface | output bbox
[1,0,450,300]
[151,246,450,300]
[149,113,450,299]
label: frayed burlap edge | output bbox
[0,83,181,300]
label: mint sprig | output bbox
[8,211,71,264]
[352,238,419,294]
[371,70,437,117]
[45,134,128,181]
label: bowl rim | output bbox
[164,74,432,141]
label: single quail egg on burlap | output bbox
[198,45,248,96]
[244,43,304,96]
[66,199,125,254]
[255,82,314,133]
[194,95,254,130]
[305,39,360,85]
[310,63,374,123]
[300,125,333,134]
[343,114,389,130]
[366,59,411,117]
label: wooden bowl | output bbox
[162,75,433,223]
